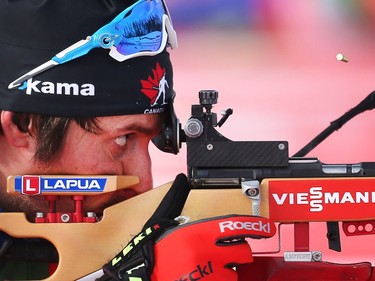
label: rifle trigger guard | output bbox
[241,180,261,216]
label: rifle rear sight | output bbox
[183,90,289,188]
[184,90,233,139]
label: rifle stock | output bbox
[0,181,253,280]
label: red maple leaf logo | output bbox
[140,62,166,105]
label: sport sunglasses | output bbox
[8,0,177,89]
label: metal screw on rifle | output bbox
[87,212,96,218]
[278,143,286,150]
[36,212,44,218]
[245,188,259,197]
[207,144,213,150]
[312,251,322,262]
[60,213,70,223]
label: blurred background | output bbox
[150,0,375,265]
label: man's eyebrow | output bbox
[115,120,162,135]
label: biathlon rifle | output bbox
[1,89,375,280]
[181,90,375,253]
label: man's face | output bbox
[27,113,163,216]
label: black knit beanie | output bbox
[0,0,175,117]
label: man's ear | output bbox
[1,111,33,148]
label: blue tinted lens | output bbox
[114,0,166,56]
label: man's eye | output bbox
[114,135,128,147]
